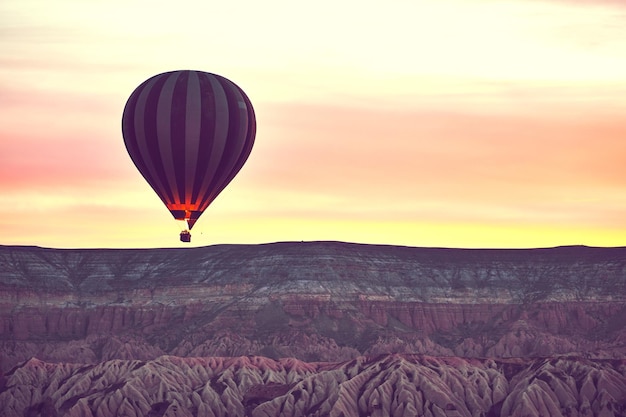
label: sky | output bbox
[1,0,626,249]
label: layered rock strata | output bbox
[1,241,625,416]
[1,242,625,372]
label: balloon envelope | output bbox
[122,70,256,230]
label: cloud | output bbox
[257,100,626,187]
[248,99,626,228]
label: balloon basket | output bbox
[180,230,191,242]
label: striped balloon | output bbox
[122,70,256,230]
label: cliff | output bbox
[1,241,625,416]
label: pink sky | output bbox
[1,0,625,248]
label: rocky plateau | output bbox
[1,241,625,416]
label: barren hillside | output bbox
[1,242,625,416]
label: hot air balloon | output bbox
[121,70,256,242]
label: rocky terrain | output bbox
[1,241,625,416]
[2,354,625,417]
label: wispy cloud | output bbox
[1,0,625,247]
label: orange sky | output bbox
[1,0,625,248]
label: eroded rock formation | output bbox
[1,355,625,417]
[1,242,625,415]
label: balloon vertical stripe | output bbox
[194,75,230,211]
[201,77,255,209]
[156,73,180,205]
[169,71,190,205]
[131,76,173,204]
[122,70,256,230]
[184,72,202,206]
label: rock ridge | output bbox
[1,242,625,373]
